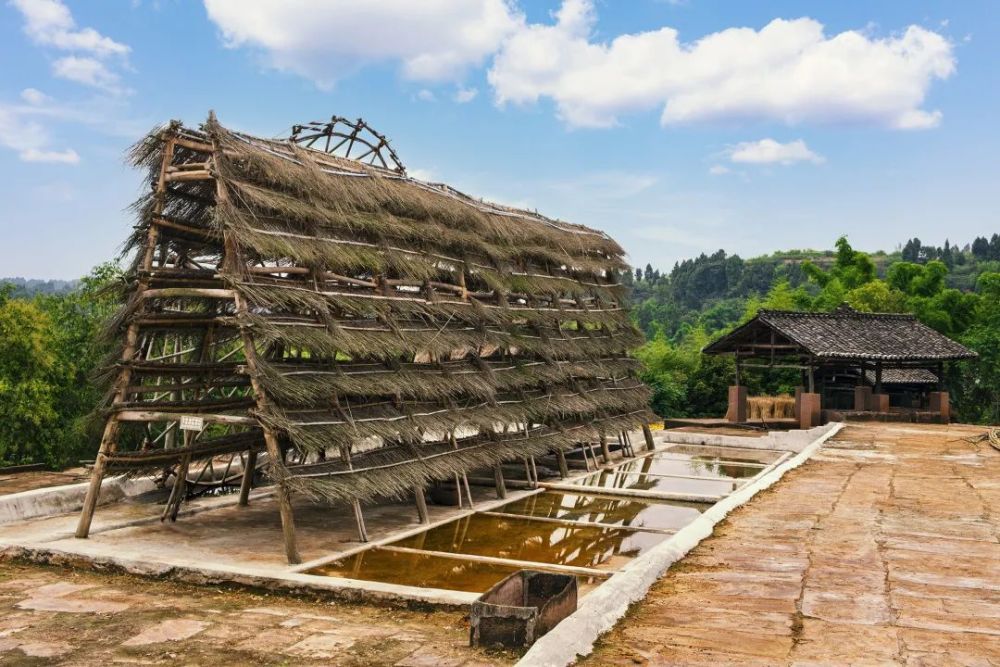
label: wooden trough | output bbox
[469,570,578,649]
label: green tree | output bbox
[0,288,62,465]
[954,273,1000,423]
[0,263,122,467]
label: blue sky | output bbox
[1,0,997,279]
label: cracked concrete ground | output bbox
[0,561,511,666]
[584,422,1000,666]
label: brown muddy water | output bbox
[305,445,782,595]
[307,490,713,593]
[494,491,704,531]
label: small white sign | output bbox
[179,415,205,432]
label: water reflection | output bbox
[309,548,523,593]
[496,491,705,531]
[391,512,668,571]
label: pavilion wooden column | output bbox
[929,391,950,422]
[727,385,748,423]
[854,386,873,411]
[872,361,889,413]
[799,392,822,428]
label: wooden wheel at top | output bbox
[289,116,406,174]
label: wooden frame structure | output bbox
[703,305,977,419]
[75,113,653,564]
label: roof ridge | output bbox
[757,308,917,320]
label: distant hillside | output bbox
[0,277,79,298]
[627,235,1000,340]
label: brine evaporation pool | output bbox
[308,443,784,594]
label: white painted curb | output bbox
[0,476,156,525]
[517,422,845,667]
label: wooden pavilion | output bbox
[75,113,653,563]
[703,305,977,427]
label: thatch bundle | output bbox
[747,395,796,421]
[97,113,652,509]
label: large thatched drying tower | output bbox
[76,113,653,563]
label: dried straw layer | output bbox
[98,115,652,506]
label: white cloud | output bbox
[19,147,79,163]
[0,104,79,164]
[10,0,129,56]
[727,138,824,165]
[202,0,524,87]
[51,56,124,93]
[454,86,479,103]
[708,164,730,175]
[20,87,50,105]
[416,89,436,102]
[488,1,954,130]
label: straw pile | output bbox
[747,395,796,421]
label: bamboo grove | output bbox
[74,114,653,562]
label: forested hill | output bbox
[0,277,78,298]
[626,235,1000,342]
[627,235,1000,425]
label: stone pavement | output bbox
[585,422,1000,666]
[0,561,510,666]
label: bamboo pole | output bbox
[555,448,569,479]
[642,423,656,451]
[414,485,429,523]
[238,450,257,506]
[599,432,612,463]
[493,466,507,499]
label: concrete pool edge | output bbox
[0,541,479,609]
[516,421,845,667]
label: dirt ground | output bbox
[585,421,1000,666]
[0,469,88,496]
[0,561,513,666]
[3,422,998,665]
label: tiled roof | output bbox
[704,306,978,362]
[864,368,939,385]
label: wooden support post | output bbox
[238,449,257,506]
[462,472,475,509]
[414,485,429,523]
[555,449,569,479]
[493,466,507,499]
[212,118,300,563]
[76,134,177,540]
[642,424,656,451]
[599,432,612,463]
[352,500,369,542]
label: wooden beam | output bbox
[165,170,212,182]
[114,410,256,425]
[479,511,676,535]
[378,545,613,579]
